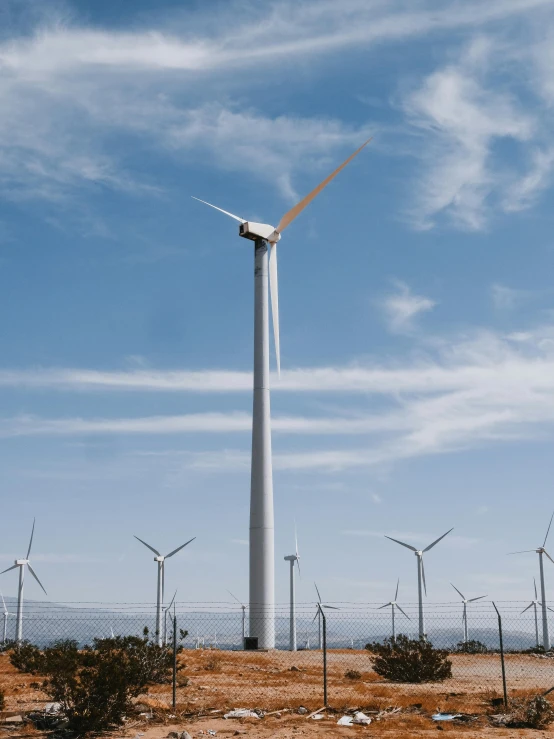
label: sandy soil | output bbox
[1,649,554,737]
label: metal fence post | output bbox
[172,614,177,712]
[492,602,508,708]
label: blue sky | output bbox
[2,0,554,609]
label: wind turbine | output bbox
[227,590,247,645]
[0,519,47,643]
[450,584,486,644]
[284,526,301,651]
[522,579,542,648]
[385,528,453,639]
[193,139,371,648]
[314,583,338,649]
[378,579,410,642]
[0,590,14,644]
[163,589,177,646]
[509,511,554,650]
[134,535,195,646]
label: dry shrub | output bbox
[507,695,554,729]
[344,669,362,680]
[203,655,222,672]
[367,635,452,684]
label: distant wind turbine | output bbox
[378,579,410,642]
[450,584,486,644]
[509,511,554,650]
[0,590,14,644]
[385,528,453,639]
[0,519,47,643]
[163,589,177,646]
[227,590,246,645]
[193,138,371,648]
[134,535,195,646]
[521,579,542,648]
[284,525,301,651]
[314,583,338,649]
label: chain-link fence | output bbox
[3,601,554,714]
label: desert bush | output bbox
[9,641,46,674]
[203,655,222,672]
[506,696,554,729]
[11,631,186,734]
[344,669,362,680]
[454,639,488,654]
[366,635,452,683]
[0,688,5,711]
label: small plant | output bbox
[203,655,222,672]
[366,635,452,683]
[0,688,5,711]
[344,669,362,680]
[507,695,554,729]
[454,639,488,654]
[8,641,46,674]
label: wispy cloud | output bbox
[491,283,530,311]
[381,281,436,332]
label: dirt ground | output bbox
[1,649,554,738]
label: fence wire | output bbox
[3,601,554,713]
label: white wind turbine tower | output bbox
[450,584,486,644]
[521,579,542,648]
[385,529,453,639]
[509,511,554,650]
[163,589,177,646]
[378,579,410,642]
[227,590,247,645]
[193,139,371,648]
[0,519,47,643]
[284,526,301,651]
[0,590,14,644]
[314,583,339,649]
[134,535,195,646]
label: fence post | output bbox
[320,605,328,707]
[492,602,508,708]
[172,615,177,712]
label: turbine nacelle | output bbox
[239,222,280,243]
[284,554,298,562]
[15,560,28,566]
[154,556,165,563]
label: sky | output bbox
[2,0,554,610]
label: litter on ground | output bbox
[432,713,462,721]
[224,710,260,720]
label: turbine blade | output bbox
[468,595,487,602]
[323,605,340,610]
[507,550,536,554]
[421,557,427,596]
[521,603,534,614]
[276,138,372,234]
[0,565,18,575]
[191,197,245,224]
[27,564,47,595]
[26,518,36,559]
[134,536,161,556]
[549,607,554,614]
[314,582,322,603]
[535,578,538,600]
[544,549,554,565]
[378,602,392,609]
[168,589,177,610]
[226,589,243,606]
[269,242,280,376]
[451,583,465,601]
[544,510,554,547]
[165,537,196,559]
[395,578,399,601]
[396,604,411,620]
[384,535,417,552]
[423,528,453,552]
[162,562,165,604]
[0,589,6,612]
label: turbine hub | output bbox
[154,556,164,562]
[415,550,423,556]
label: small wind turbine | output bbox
[163,589,177,646]
[378,579,410,642]
[314,583,338,649]
[0,519,47,643]
[385,528,453,639]
[509,511,554,650]
[0,590,14,644]
[522,579,542,648]
[284,526,301,651]
[193,138,371,648]
[227,590,246,645]
[450,584,486,644]
[134,535,195,646]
